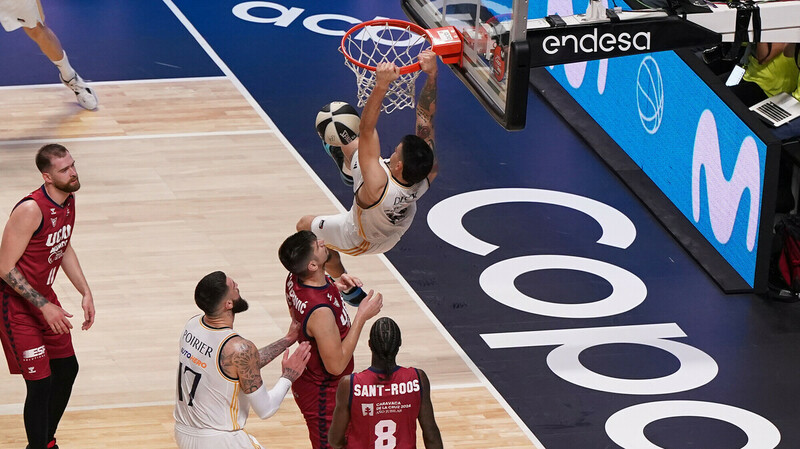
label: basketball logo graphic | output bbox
[636,56,664,135]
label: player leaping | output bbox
[297,50,439,306]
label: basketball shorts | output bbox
[311,212,400,257]
[292,376,339,449]
[0,0,43,32]
[0,288,74,381]
[174,423,262,449]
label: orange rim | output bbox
[340,19,428,75]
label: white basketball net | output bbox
[342,23,429,114]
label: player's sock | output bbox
[342,286,366,307]
[24,377,52,449]
[52,52,76,81]
[47,356,78,444]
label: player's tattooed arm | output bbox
[231,338,264,394]
[220,337,264,393]
[281,365,303,382]
[2,267,49,308]
[416,77,437,152]
[257,337,293,369]
[416,49,438,152]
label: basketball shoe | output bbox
[60,73,98,110]
[26,438,58,449]
[323,142,354,186]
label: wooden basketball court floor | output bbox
[0,78,539,448]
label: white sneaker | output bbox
[60,73,98,110]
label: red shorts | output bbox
[0,287,74,380]
[292,375,340,449]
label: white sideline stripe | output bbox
[0,382,486,415]
[0,75,228,91]
[164,3,543,448]
[0,129,273,146]
[162,0,344,213]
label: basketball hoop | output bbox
[341,19,462,113]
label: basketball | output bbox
[315,101,360,146]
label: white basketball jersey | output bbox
[350,152,429,243]
[174,315,250,432]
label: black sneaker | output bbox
[26,439,58,449]
[341,286,366,307]
[323,142,354,186]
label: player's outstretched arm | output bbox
[328,376,352,448]
[249,342,311,419]
[61,243,95,330]
[0,201,73,334]
[307,290,383,375]
[416,50,439,183]
[256,319,301,369]
[356,62,399,206]
[225,337,311,419]
[418,369,443,449]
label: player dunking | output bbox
[296,50,439,306]
[0,144,95,449]
[278,230,384,449]
[328,317,442,449]
[174,271,311,449]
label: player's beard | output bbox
[54,176,81,193]
[232,296,249,314]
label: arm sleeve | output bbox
[245,377,292,419]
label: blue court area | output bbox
[2,1,799,447]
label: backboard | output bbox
[402,0,530,130]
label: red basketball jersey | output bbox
[285,272,354,385]
[347,367,422,449]
[1,186,75,305]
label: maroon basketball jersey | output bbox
[2,186,75,304]
[285,272,354,384]
[347,367,422,449]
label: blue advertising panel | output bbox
[534,1,769,288]
[548,52,767,286]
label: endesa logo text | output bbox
[427,188,781,448]
[542,29,651,55]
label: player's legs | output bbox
[174,424,263,449]
[301,214,369,305]
[20,3,98,110]
[46,355,78,444]
[22,20,64,62]
[293,380,338,449]
[340,139,359,169]
[296,215,347,276]
[24,376,52,449]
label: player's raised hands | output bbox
[281,342,312,382]
[335,273,363,292]
[285,318,302,343]
[419,49,438,76]
[355,290,383,321]
[375,62,401,88]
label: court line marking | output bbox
[162,0,344,213]
[0,75,228,90]
[0,382,488,415]
[0,129,273,146]
[163,1,544,448]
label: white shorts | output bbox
[0,0,43,32]
[174,423,263,449]
[311,212,400,256]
